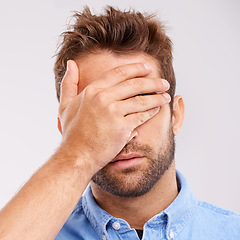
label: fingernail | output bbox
[163,93,171,101]
[127,130,138,143]
[144,63,152,71]
[152,107,160,115]
[162,79,169,89]
[66,61,70,71]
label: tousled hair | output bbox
[54,6,176,110]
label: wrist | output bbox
[52,142,96,183]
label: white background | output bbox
[0,0,239,213]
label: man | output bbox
[0,6,239,240]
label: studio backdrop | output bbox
[0,0,239,213]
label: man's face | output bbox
[75,51,175,198]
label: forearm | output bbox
[0,146,91,240]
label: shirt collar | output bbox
[81,184,114,238]
[162,170,196,238]
[80,170,196,239]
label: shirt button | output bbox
[112,221,121,230]
[170,230,175,239]
[102,235,107,240]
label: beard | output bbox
[91,125,175,198]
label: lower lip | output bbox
[109,157,144,169]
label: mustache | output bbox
[118,141,153,156]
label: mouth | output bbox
[109,153,145,169]
[111,153,144,162]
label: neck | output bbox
[91,162,178,230]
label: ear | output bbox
[57,117,63,135]
[172,95,185,136]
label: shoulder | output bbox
[196,199,240,218]
[68,197,89,225]
[192,199,240,238]
[55,197,98,239]
[59,197,87,227]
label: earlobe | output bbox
[172,95,185,136]
[57,117,63,135]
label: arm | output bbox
[0,147,91,240]
[0,60,170,239]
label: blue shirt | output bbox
[55,171,240,239]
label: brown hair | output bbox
[54,6,176,110]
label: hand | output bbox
[58,60,171,176]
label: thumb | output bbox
[59,60,79,113]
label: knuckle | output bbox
[108,102,118,115]
[147,110,154,118]
[60,81,69,93]
[95,91,108,105]
[132,78,144,89]
[113,66,126,77]
[138,113,146,124]
[84,85,95,97]
[138,110,154,124]
[135,95,146,106]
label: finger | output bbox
[91,62,152,89]
[125,107,160,131]
[127,130,138,143]
[104,77,169,101]
[59,60,79,112]
[119,93,171,116]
